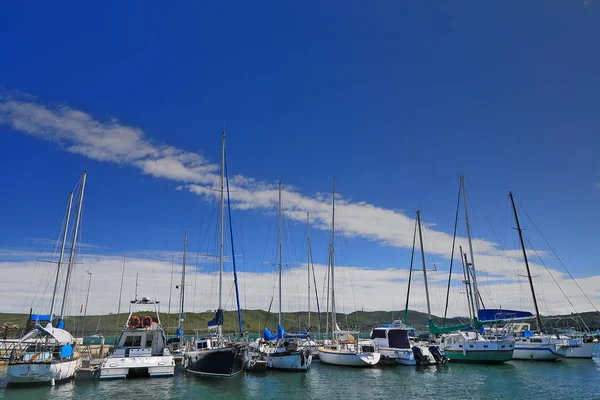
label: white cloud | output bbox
[1,251,599,321]
[1,93,599,317]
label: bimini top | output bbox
[25,322,75,345]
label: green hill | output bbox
[3,308,598,338]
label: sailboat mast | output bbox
[509,192,543,332]
[218,131,225,337]
[460,175,481,313]
[277,182,283,327]
[60,170,86,320]
[179,231,187,334]
[331,178,336,332]
[307,212,311,329]
[403,219,417,324]
[49,191,73,319]
[167,255,174,331]
[460,246,475,321]
[416,210,432,321]
[117,255,126,318]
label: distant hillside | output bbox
[3,309,599,338]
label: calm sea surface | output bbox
[2,356,600,400]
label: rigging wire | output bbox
[515,196,600,316]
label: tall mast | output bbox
[277,181,283,327]
[307,212,311,329]
[167,255,174,331]
[460,175,481,313]
[331,178,336,332]
[117,255,126,318]
[218,131,225,337]
[403,219,417,324]
[49,191,73,319]
[460,246,475,321]
[416,210,432,321]
[60,170,86,320]
[509,192,543,332]
[179,231,187,335]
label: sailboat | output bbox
[7,171,87,385]
[317,179,381,367]
[503,192,568,361]
[166,232,188,359]
[256,182,313,371]
[431,176,515,363]
[304,212,320,359]
[183,131,247,377]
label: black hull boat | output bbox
[184,344,247,377]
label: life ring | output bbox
[142,315,153,328]
[128,316,141,329]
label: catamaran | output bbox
[99,297,175,379]
[256,182,313,371]
[7,171,87,385]
[183,131,247,377]
[318,179,381,367]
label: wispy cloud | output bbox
[1,93,598,317]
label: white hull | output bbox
[512,344,566,360]
[7,358,80,384]
[263,352,312,370]
[99,355,175,379]
[318,348,380,367]
[564,342,597,359]
[379,348,416,365]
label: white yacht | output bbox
[99,297,175,379]
[371,321,445,366]
[255,333,312,370]
[498,323,567,361]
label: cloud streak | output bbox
[1,93,599,316]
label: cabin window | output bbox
[146,337,153,348]
[124,335,142,347]
[459,345,463,348]
[530,339,543,343]
[483,345,488,348]
[469,345,474,348]
[370,330,387,339]
[388,330,410,349]
[197,341,208,349]
[501,345,505,348]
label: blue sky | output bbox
[1,1,599,317]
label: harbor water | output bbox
[2,356,600,400]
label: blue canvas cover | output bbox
[175,328,183,337]
[478,309,533,322]
[277,324,286,339]
[263,328,277,340]
[61,344,73,358]
[31,314,52,322]
[207,309,224,327]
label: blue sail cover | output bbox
[478,309,533,322]
[208,309,224,327]
[175,328,183,337]
[277,324,286,339]
[263,328,277,340]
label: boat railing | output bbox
[0,339,44,361]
